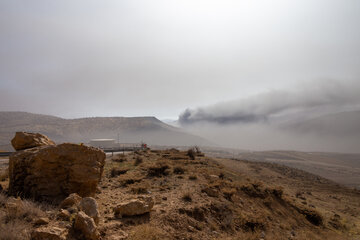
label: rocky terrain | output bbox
[0,132,360,239]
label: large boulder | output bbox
[8,143,105,202]
[11,132,55,151]
[114,196,154,218]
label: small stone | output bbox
[79,197,100,225]
[74,211,100,240]
[57,209,71,221]
[31,226,66,240]
[201,187,219,197]
[113,196,154,218]
[60,193,82,209]
[34,217,49,226]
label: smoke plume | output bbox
[179,80,360,125]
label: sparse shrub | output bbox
[182,192,192,202]
[0,168,8,181]
[271,187,284,198]
[240,183,267,199]
[147,164,170,177]
[219,172,225,179]
[134,156,143,166]
[112,154,127,162]
[194,146,204,157]
[118,172,143,186]
[0,195,49,240]
[189,175,197,180]
[5,198,45,222]
[131,183,149,194]
[294,206,323,226]
[0,192,7,206]
[178,206,206,221]
[173,166,185,175]
[222,188,236,201]
[242,220,265,232]
[187,149,196,160]
[0,216,31,240]
[110,167,128,178]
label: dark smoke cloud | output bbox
[179,80,360,125]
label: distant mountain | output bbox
[285,110,360,137]
[0,112,212,151]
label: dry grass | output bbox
[147,164,170,177]
[128,224,169,240]
[0,168,8,182]
[0,193,49,240]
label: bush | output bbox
[110,167,128,178]
[173,166,185,175]
[187,149,196,160]
[189,175,197,180]
[147,164,170,177]
[112,154,127,162]
[182,192,192,202]
[134,157,143,166]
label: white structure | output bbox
[89,139,116,149]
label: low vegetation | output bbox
[0,147,359,240]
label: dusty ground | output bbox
[199,148,360,189]
[1,149,360,239]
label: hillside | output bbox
[0,112,211,151]
[1,148,359,239]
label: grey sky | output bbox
[1,0,360,119]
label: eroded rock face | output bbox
[114,196,154,218]
[9,143,105,202]
[11,132,55,151]
[74,211,100,240]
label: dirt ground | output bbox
[1,149,360,239]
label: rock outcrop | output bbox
[9,142,105,202]
[11,132,55,151]
[114,196,154,218]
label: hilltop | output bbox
[0,112,211,150]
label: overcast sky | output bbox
[1,0,360,119]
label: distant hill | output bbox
[0,112,212,151]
